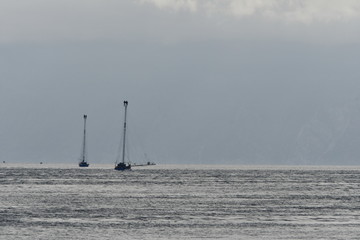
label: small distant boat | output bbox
[132,162,156,167]
[79,161,89,167]
[115,101,131,171]
[79,114,89,167]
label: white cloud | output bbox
[140,0,198,12]
[141,0,360,23]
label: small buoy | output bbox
[40,162,43,164]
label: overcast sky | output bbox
[1,0,360,165]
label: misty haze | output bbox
[1,1,360,165]
[3,1,360,240]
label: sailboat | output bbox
[115,101,131,171]
[79,114,90,167]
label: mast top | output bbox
[84,114,87,119]
[124,101,128,106]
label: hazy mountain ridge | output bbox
[294,98,360,165]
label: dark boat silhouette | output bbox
[79,114,89,167]
[115,101,131,171]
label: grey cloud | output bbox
[141,0,360,23]
[1,0,360,45]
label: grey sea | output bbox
[1,164,360,240]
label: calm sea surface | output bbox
[1,164,360,239]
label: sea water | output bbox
[1,164,360,239]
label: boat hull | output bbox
[115,163,131,171]
[79,162,89,167]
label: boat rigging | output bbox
[115,101,131,170]
[79,114,90,167]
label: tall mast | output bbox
[121,101,128,164]
[82,114,87,162]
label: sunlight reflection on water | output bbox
[1,164,360,239]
